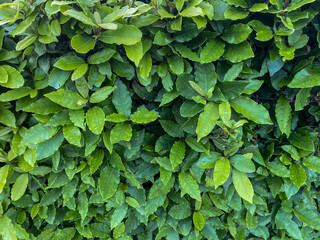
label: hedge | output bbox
[0,0,320,239]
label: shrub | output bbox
[0,0,320,239]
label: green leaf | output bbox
[125,197,140,208]
[159,120,184,138]
[71,63,88,81]
[223,41,254,63]
[0,107,16,128]
[193,212,205,231]
[0,87,31,102]
[288,68,320,88]
[149,176,175,199]
[86,106,105,135]
[222,23,252,44]
[130,110,159,124]
[232,169,254,204]
[111,203,128,229]
[275,95,292,137]
[179,172,201,201]
[196,102,219,141]
[11,11,38,36]
[223,63,243,82]
[217,81,249,100]
[224,7,249,20]
[194,62,217,93]
[303,156,320,173]
[99,165,120,200]
[90,86,116,103]
[52,228,76,240]
[293,206,320,231]
[112,80,132,117]
[53,56,85,70]
[230,154,256,173]
[88,48,116,64]
[219,102,231,126]
[63,125,81,146]
[288,129,314,151]
[36,131,64,160]
[20,123,58,146]
[0,65,24,89]
[168,55,184,75]
[0,165,9,195]
[180,101,204,117]
[11,173,28,201]
[176,74,197,100]
[49,68,71,89]
[71,35,95,53]
[200,39,225,64]
[110,123,132,144]
[138,53,152,80]
[290,163,306,188]
[169,203,191,220]
[170,141,185,169]
[45,89,87,110]
[295,88,311,111]
[0,66,8,84]
[230,96,272,125]
[214,157,230,188]
[100,25,142,45]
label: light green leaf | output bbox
[0,66,8,84]
[0,215,17,240]
[71,63,88,81]
[86,106,105,135]
[230,96,272,125]
[90,86,116,103]
[124,41,143,66]
[125,197,140,208]
[71,35,95,54]
[45,89,87,109]
[100,25,142,45]
[168,55,184,75]
[179,172,201,201]
[232,169,254,204]
[11,11,38,36]
[0,165,9,195]
[63,125,81,146]
[214,157,230,188]
[0,87,31,102]
[99,165,120,200]
[138,53,152,80]
[193,212,205,231]
[170,141,185,169]
[63,9,96,26]
[111,203,128,229]
[200,39,225,64]
[11,173,28,201]
[196,102,219,141]
[16,35,37,51]
[110,123,132,144]
[169,203,191,220]
[303,156,320,173]
[130,110,159,124]
[275,95,292,137]
[0,65,24,89]
[290,163,306,188]
[288,129,314,151]
[230,154,256,173]
[219,102,231,126]
[106,113,128,123]
[53,56,85,71]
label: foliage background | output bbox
[0,0,320,239]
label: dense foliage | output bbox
[0,0,320,239]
